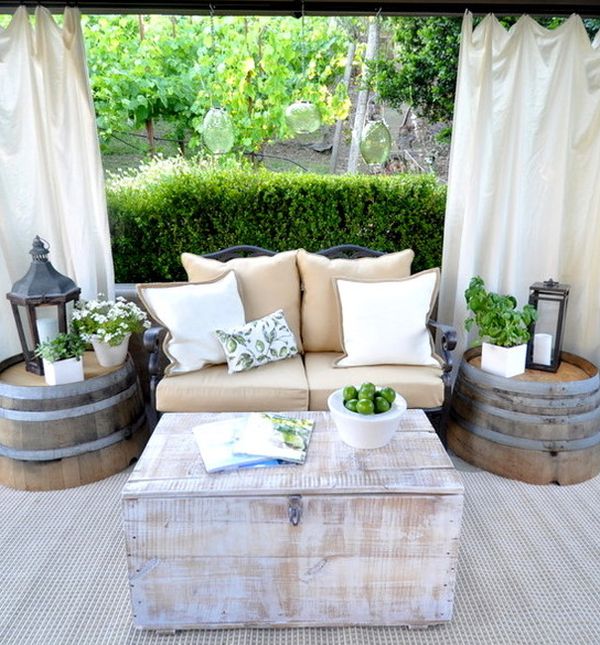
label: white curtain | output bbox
[439,13,600,368]
[0,6,114,361]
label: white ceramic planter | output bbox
[91,334,131,368]
[481,342,527,378]
[42,357,84,386]
[327,388,407,449]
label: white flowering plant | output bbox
[72,296,151,347]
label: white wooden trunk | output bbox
[122,410,464,630]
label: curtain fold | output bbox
[0,6,114,362]
[439,12,600,369]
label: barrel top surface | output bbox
[466,349,597,383]
[0,352,123,388]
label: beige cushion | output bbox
[137,273,245,376]
[157,354,309,412]
[335,269,440,367]
[297,248,415,352]
[181,250,303,352]
[304,352,444,411]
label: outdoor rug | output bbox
[1,456,599,645]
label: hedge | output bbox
[107,168,447,283]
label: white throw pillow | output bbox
[137,271,245,375]
[335,269,440,367]
[215,309,299,374]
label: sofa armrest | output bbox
[143,325,167,430]
[426,319,457,448]
[427,319,457,375]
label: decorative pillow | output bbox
[181,250,303,352]
[215,310,299,374]
[137,271,245,375]
[297,248,415,353]
[335,269,441,368]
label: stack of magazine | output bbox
[192,413,315,473]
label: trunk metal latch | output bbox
[288,495,303,526]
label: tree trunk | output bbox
[347,19,379,174]
[330,40,356,174]
[145,119,156,156]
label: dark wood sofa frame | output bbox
[143,244,457,446]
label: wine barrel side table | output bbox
[449,348,600,485]
[0,352,150,491]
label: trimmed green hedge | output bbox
[107,169,446,283]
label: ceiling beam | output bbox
[1,0,599,16]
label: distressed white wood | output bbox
[122,410,464,629]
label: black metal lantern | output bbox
[6,236,80,375]
[526,278,570,373]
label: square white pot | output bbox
[481,342,527,378]
[42,357,85,386]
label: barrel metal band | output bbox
[450,409,600,452]
[0,382,139,421]
[0,413,146,462]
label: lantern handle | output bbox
[543,278,559,288]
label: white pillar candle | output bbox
[36,317,59,343]
[533,333,553,366]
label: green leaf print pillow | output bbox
[214,309,299,374]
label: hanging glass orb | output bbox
[285,101,321,135]
[201,107,234,154]
[360,119,392,165]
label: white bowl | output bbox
[327,388,407,449]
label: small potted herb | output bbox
[35,332,87,386]
[464,276,538,378]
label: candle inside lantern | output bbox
[533,333,553,366]
[36,317,59,343]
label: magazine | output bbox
[192,417,280,473]
[234,413,315,464]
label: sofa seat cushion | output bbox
[304,352,444,411]
[156,354,309,412]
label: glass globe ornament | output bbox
[285,101,322,135]
[201,107,235,154]
[359,119,392,165]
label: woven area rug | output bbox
[1,456,599,645]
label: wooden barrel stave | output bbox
[449,348,600,485]
[0,352,149,491]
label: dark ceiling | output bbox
[1,0,599,15]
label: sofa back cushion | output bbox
[297,248,415,352]
[181,250,303,352]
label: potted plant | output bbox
[72,295,150,367]
[464,276,538,378]
[35,332,87,386]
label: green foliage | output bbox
[83,15,351,153]
[34,333,86,363]
[106,161,446,282]
[464,276,538,348]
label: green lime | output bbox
[343,385,358,402]
[344,398,359,412]
[356,398,375,415]
[374,396,391,414]
[380,387,396,404]
[358,383,376,401]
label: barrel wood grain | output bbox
[122,410,464,629]
[449,348,600,484]
[0,353,149,491]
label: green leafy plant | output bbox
[72,296,151,346]
[34,332,86,363]
[464,276,538,348]
[107,162,447,282]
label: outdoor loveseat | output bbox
[138,245,457,445]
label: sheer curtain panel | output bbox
[0,6,114,362]
[439,13,600,369]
